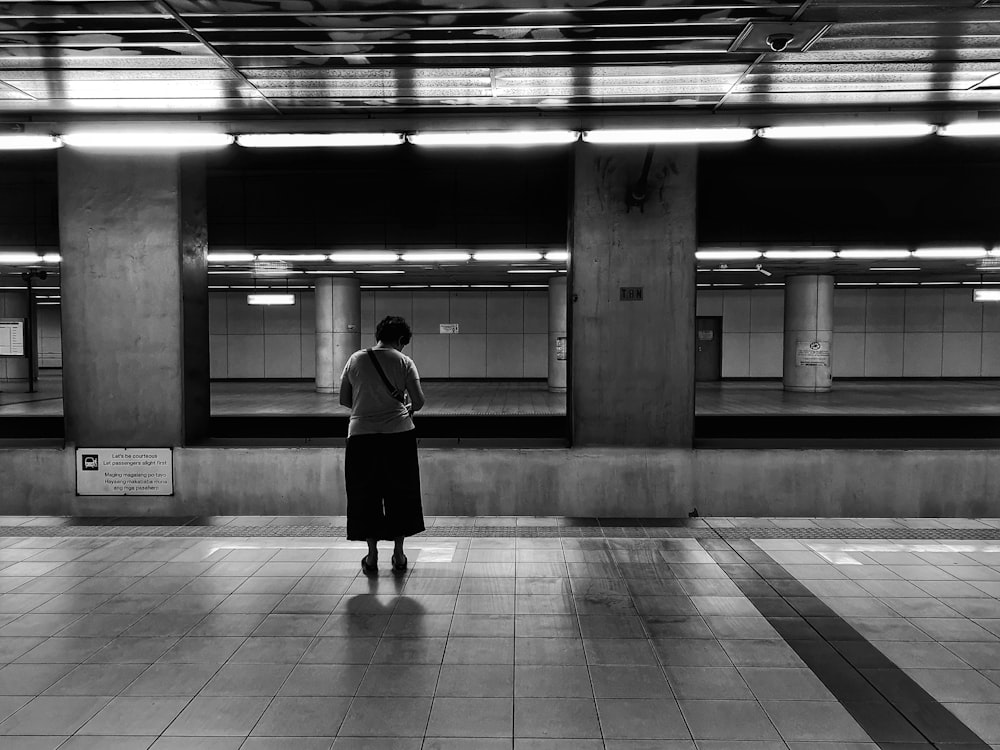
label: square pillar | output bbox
[570,143,696,447]
[59,150,209,447]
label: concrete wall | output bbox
[699,287,1000,378]
[209,289,549,379]
[0,445,996,518]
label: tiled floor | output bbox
[0,517,998,749]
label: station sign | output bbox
[0,319,25,357]
[76,448,173,496]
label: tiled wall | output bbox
[209,289,549,379]
[699,288,1000,378]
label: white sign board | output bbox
[796,340,830,367]
[0,319,24,357]
[76,448,173,496]
[439,323,459,334]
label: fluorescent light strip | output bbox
[543,251,569,262]
[257,254,327,261]
[508,269,558,274]
[247,294,295,305]
[838,250,912,260]
[207,253,254,263]
[356,270,404,275]
[0,135,62,150]
[757,123,935,140]
[763,250,836,260]
[913,247,987,259]
[938,122,1000,138]
[583,128,753,144]
[974,289,1000,301]
[305,270,354,274]
[695,250,762,261]
[236,133,403,148]
[400,252,471,262]
[62,132,234,149]
[473,251,543,261]
[869,266,920,271]
[407,131,578,147]
[0,254,43,264]
[42,254,61,263]
[511,284,549,288]
[328,252,399,263]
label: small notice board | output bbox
[796,340,830,367]
[0,319,25,357]
[76,448,174,496]
[439,323,459,334]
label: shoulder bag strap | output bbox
[365,348,406,404]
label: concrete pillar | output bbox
[59,151,209,446]
[547,276,567,393]
[570,143,696,447]
[315,277,361,394]
[783,274,834,392]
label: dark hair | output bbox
[376,315,411,346]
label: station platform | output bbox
[1,516,999,748]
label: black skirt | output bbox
[345,429,425,541]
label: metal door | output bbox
[695,316,722,382]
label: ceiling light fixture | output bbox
[695,250,763,261]
[256,254,328,262]
[869,266,920,271]
[400,252,472,262]
[582,128,754,144]
[763,250,836,260]
[913,247,987,259]
[247,294,295,305]
[937,122,1000,138]
[0,253,43,264]
[507,269,558,274]
[328,252,400,263]
[757,123,935,140]
[236,133,403,148]
[543,251,569,262]
[838,249,912,259]
[356,270,405,274]
[473,251,543,261]
[973,289,1000,301]
[62,132,234,150]
[407,131,578,147]
[207,253,255,263]
[0,135,62,150]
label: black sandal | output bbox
[361,553,378,575]
[391,552,407,572]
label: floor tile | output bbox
[0,695,112,735]
[77,696,188,735]
[514,665,592,698]
[163,696,270,736]
[760,700,872,743]
[513,697,601,738]
[426,697,513,737]
[436,664,513,697]
[357,664,440,696]
[679,700,782,741]
[249,696,351,736]
[278,664,367,696]
[200,663,293,696]
[120,662,219,697]
[589,665,672,699]
[596,698,691,740]
[43,664,148,696]
[338,696,432,737]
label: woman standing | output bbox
[339,315,426,574]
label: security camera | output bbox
[765,32,795,52]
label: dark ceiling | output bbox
[0,1,999,116]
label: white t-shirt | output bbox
[341,347,420,437]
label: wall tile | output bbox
[413,334,449,378]
[696,290,724,317]
[832,332,865,377]
[524,291,548,334]
[209,293,228,334]
[227,334,265,378]
[865,289,905,332]
[902,331,943,376]
[721,332,750,377]
[449,292,487,334]
[722,291,751,333]
[749,290,784,333]
[524,333,548,378]
[904,289,943,332]
[981,299,1000,332]
[227,293,263,335]
[864,332,904,376]
[361,291,375,335]
[486,333,524,377]
[449,334,486,377]
[374,291,413,328]
[486,292,523,333]
[210,334,228,378]
[263,296,302,335]
[412,292,450,334]
[301,334,316,379]
[834,290,867,332]
[943,289,983,332]
[942,332,982,377]
[748,332,783,377]
[982,332,1000,375]
[265,334,302,378]
[299,292,316,335]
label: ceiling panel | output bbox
[0,2,995,115]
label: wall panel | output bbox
[904,289,943,332]
[487,333,524,378]
[748,332,782,377]
[722,332,750,378]
[833,332,865,377]
[944,289,983,332]
[834,290,866,332]
[902,332,943,377]
[942,332,982,377]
